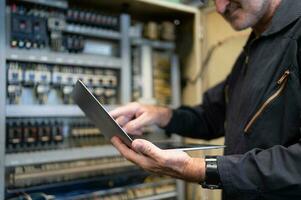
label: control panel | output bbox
[6,117,107,153]
[9,2,119,56]
[2,0,183,199]
[7,61,120,105]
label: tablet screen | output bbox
[72,80,133,147]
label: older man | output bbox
[110,0,301,199]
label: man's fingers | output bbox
[112,137,200,181]
[111,136,151,166]
[131,139,162,160]
[111,136,135,159]
[124,113,152,133]
[109,107,131,118]
[109,103,139,118]
[114,116,143,135]
[115,116,131,127]
[127,128,143,136]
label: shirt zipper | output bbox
[244,70,290,133]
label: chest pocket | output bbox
[244,70,290,134]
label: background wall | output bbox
[186,5,250,200]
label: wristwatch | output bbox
[201,156,223,189]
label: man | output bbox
[110,0,301,199]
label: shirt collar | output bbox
[262,0,301,36]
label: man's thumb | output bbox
[132,139,160,157]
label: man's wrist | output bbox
[158,107,173,128]
[182,157,205,183]
[201,156,222,189]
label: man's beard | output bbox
[223,0,270,31]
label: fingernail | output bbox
[132,140,143,151]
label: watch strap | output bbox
[201,156,222,189]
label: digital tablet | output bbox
[72,80,225,151]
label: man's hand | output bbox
[109,102,172,135]
[111,136,205,183]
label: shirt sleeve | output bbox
[164,80,227,140]
[217,141,301,199]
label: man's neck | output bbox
[253,0,282,36]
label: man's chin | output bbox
[229,21,251,31]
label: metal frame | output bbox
[6,105,118,117]
[0,1,199,199]
[171,54,181,108]
[6,48,122,68]
[171,54,185,200]
[0,0,6,198]
[63,24,121,40]
[120,14,131,104]
[140,45,156,104]
[5,146,119,167]
[132,38,175,50]
[135,191,177,200]
[20,0,68,9]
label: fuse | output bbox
[7,121,22,152]
[38,121,51,143]
[23,121,38,145]
[52,121,63,143]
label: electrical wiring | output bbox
[184,33,250,85]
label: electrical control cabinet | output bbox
[0,0,201,199]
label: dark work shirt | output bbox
[165,0,301,199]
